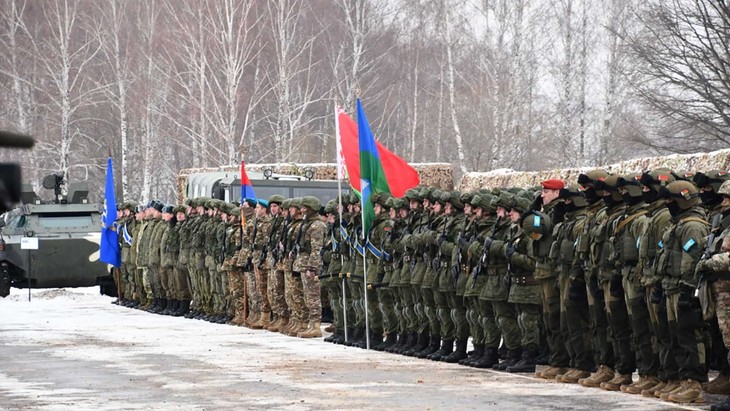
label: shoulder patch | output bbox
[683,238,697,252]
[533,215,541,227]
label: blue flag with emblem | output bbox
[100,156,121,267]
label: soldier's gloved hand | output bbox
[306,267,317,278]
[677,284,699,310]
[505,243,516,260]
[650,283,664,304]
[609,275,624,298]
[694,259,710,279]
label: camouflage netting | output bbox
[458,149,730,191]
[177,162,454,201]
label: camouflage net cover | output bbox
[458,149,730,191]
[178,163,454,202]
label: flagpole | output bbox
[362,201,370,350]
[334,102,348,343]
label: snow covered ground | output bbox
[0,287,714,410]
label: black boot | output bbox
[152,298,167,314]
[345,327,364,347]
[386,333,407,353]
[163,300,178,315]
[428,339,454,361]
[175,300,190,317]
[461,344,484,366]
[376,333,398,351]
[472,347,500,369]
[443,339,468,363]
[498,342,508,360]
[535,344,550,365]
[416,335,441,359]
[493,347,523,370]
[337,328,354,345]
[506,348,538,373]
[404,332,428,356]
[144,298,159,312]
[397,332,418,354]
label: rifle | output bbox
[273,217,290,264]
[696,213,723,296]
[471,216,501,278]
[289,215,307,269]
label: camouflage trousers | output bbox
[159,266,172,299]
[514,303,541,350]
[268,269,288,320]
[666,292,707,382]
[586,273,614,369]
[141,267,153,301]
[623,276,659,377]
[255,267,271,314]
[560,274,594,371]
[323,277,343,329]
[197,268,212,313]
[301,270,322,322]
[397,286,418,333]
[220,269,231,315]
[713,279,730,349]
[541,276,570,368]
[647,288,679,381]
[149,264,163,298]
[477,298,500,348]
[348,278,365,328]
[245,270,261,317]
[229,269,245,319]
[466,295,485,346]
[446,292,469,341]
[285,270,307,323]
[135,268,148,305]
[601,276,635,375]
[120,263,136,300]
[433,288,453,340]
[377,287,398,335]
[186,262,199,310]
[173,266,192,301]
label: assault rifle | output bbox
[696,213,723,297]
[471,217,501,278]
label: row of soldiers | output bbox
[114,194,328,339]
[111,168,730,408]
[318,170,730,409]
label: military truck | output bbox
[0,174,113,297]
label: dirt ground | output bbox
[0,288,718,410]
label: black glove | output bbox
[677,284,699,311]
[568,278,587,302]
[505,243,516,260]
[459,236,469,248]
[588,275,601,299]
[609,275,624,298]
[650,283,664,305]
[484,237,493,250]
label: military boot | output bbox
[287,320,305,336]
[164,300,179,315]
[325,328,343,343]
[175,300,190,317]
[472,347,500,369]
[706,374,730,395]
[668,379,704,404]
[324,323,336,333]
[658,380,683,400]
[560,369,592,384]
[266,317,282,332]
[641,380,666,397]
[536,367,569,380]
[623,375,660,395]
[442,340,468,363]
[415,335,441,359]
[506,348,538,373]
[579,365,615,388]
[358,330,384,349]
[251,312,271,330]
[154,298,169,314]
[428,340,454,361]
[493,348,522,371]
[403,332,428,356]
[460,344,484,366]
[386,333,408,353]
[375,333,398,351]
[600,373,632,391]
[144,298,159,312]
[345,327,364,347]
[297,321,322,338]
[333,328,349,344]
[396,332,418,354]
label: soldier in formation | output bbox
[114,168,730,407]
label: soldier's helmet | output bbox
[594,174,624,202]
[229,208,240,217]
[430,189,443,204]
[448,191,464,210]
[508,196,531,214]
[522,211,548,241]
[719,180,730,197]
[616,174,644,198]
[281,199,291,209]
[392,197,406,210]
[405,188,422,202]
[300,196,321,211]
[577,169,609,187]
[470,194,495,213]
[664,180,701,210]
[559,185,588,207]
[268,194,285,205]
[370,192,392,209]
[460,191,476,206]
[640,168,675,188]
[124,201,138,212]
[419,187,433,201]
[289,197,302,209]
[693,170,730,193]
[491,191,514,210]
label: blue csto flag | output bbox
[100,157,121,267]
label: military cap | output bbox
[161,205,174,214]
[243,197,257,207]
[257,199,270,208]
[151,200,164,212]
[268,194,285,205]
[541,179,565,190]
[300,196,321,211]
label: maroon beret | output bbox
[541,179,565,190]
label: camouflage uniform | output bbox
[293,198,327,337]
[364,200,391,345]
[265,204,287,329]
[129,214,145,304]
[252,212,272,327]
[119,212,137,302]
[283,201,307,335]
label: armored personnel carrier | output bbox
[0,173,113,297]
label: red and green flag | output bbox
[357,99,391,234]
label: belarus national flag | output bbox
[240,161,257,201]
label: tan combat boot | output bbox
[600,373,632,391]
[298,321,323,338]
[561,369,591,384]
[251,312,271,330]
[705,374,730,394]
[579,365,615,388]
[288,320,305,336]
[281,319,296,335]
[229,314,246,326]
[537,367,568,380]
[668,379,704,404]
[657,380,683,400]
[641,380,666,397]
[324,323,336,333]
[276,317,289,333]
[244,312,259,328]
[624,375,660,395]
[554,369,574,382]
[266,317,282,332]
